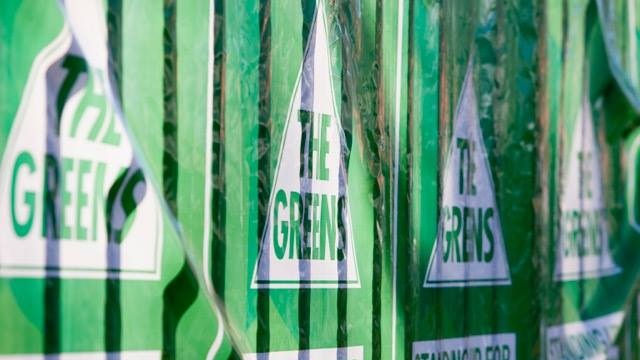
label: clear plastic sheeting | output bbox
[1,0,640,359]
[0,1,232,358]
[541,0,640,359]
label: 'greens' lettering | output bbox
[559,209,607,258]
[272,190,344,261]
[10,152,113,242]
[443,205,495,263]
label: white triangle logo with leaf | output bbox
[554,95,620,281]
[424,63,510,287]
[251,1,359,289]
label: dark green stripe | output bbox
[107,0,123,100]
[43,146,61,356]
[211,0,227,303]
[406,0,417,354]
[297,1,316,353]
[43,52,88,355]
[162,262,199,358]
[434,0,446,342]
[105,2,123,355]
[160,2,199,358]
[104,169,148,357]
[162,0,179,216]
[256,0,272,353]
[336,0,356,351]
[104,172,124,357]
[371,1,383,358]
[371,188,382,360]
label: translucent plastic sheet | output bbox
[541,0,640,358]
[0,1,232,358]
[408,0,540,358]
[2,0,640,359]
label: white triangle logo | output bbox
[424,63,510,287]
[554,95,620,281]
[251,1,360,289]
[0,3,163,280]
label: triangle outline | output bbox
[554,94,620,281]
[250,0,360,289]
[0,24,164,280]
[423,60,511,288]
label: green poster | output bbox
[0,1,234,358]
[541,0,640,358]
[209,0,407,357]
[408,0,540,358]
